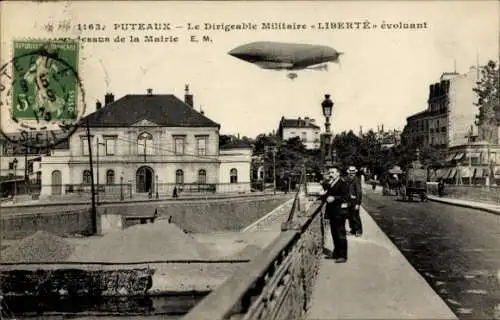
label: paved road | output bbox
[362,188,500,320]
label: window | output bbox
[106,170,115,185]
[105,137,116,155]
[137,132,153,155]
[198,169,206,184]
[175,169,184,184]
[83,170,91,185]
[230,168,238,183]
[196,136,207,156]
[174,137,185,155]
[81,137,90,156]
[441,126,446,133]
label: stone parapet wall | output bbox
[0,267,154,297]
[1,209,93,240]
[427,184,500,205]
[184,198,325,320]
[1,195,291,240]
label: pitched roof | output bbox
[281,118,320,129]
[84,94,220,128]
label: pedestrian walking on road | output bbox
[320,165,350,263]
[346,166,363,237]
[438,179,445,197]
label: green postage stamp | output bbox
[11,40,80,122]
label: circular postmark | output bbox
[0,40,86,149]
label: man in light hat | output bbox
[319,165,350,263]
[346,166,363,236]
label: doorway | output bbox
[51,170,62,195]
[136,166,154,193]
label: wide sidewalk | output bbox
[427,195,500,215]
[307,206,458,319]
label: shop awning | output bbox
[453,153,465,160]
[459,167,474,179]
[474,168,485,178]
[436,169,447,178]
[447,168,457,179]
[445,154,456,162]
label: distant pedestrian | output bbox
[320,165,350,263]
[173,186,178,198]
[438,179,445,197]
[346,166,363,237]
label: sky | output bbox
[1,1,498,138]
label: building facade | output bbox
[277,116,321,149]
[402,68,482,154]
[402,67,500,183]
[39,87,252,197]
[0,134,59,196]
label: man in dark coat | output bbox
[346,166,363,237]
[320,165,350,263]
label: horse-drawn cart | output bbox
[400,166,428,202]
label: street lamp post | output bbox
[120,176,124,201]
[321,94,334,166]
[155,174,159,199]
[12,158,18,197]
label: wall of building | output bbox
[219,148,252,193]
[39,126,251,195]
[448,68,479,147]
[282,127,320,149]
[428,114,448,147]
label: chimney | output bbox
[104,93,115,105]
[96,100,102,110]
[200,106,205,115]
[298,117,302,126]
[147,88,153,96]
[184,84,193,107]
[305,117,310,126]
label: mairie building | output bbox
[39,86,252,198]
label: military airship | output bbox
[228,41,343,79]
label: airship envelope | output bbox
[228,41,342,71]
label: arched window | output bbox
[198,169,206,184]
[137,132,154,155]
[106,169,115,185]
[230,168,238,183]
[83,170,91,185]
[175,169,184,184]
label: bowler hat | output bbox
[347,166,358,174]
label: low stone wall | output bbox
[184,198,325,320]
[0,267,153,297]
[1,196,291,240]
[1,209,93,240]
[427,184,500,205]
[103,196,292,233]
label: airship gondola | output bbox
[228,41,343,79]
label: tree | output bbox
[474,60,499,137]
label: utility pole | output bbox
[265,145,278,194]
[96,137,105,204]
[96,137,100,204]
[273,149,277,194]
[86,120,97,234]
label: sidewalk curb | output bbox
[427,196,500,215]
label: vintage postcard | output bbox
[0,1,499,319]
